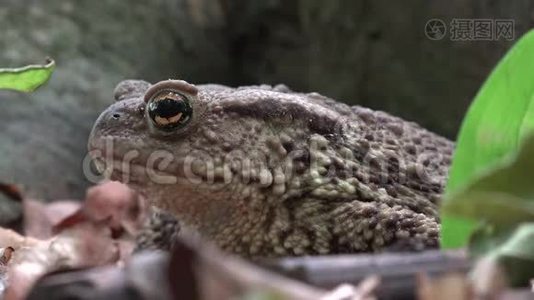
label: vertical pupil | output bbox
[155,98,184,118]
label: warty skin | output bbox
[88,79,454,258]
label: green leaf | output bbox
[443,135,534,224]
[0,59,55,92]
[442,134,534,238]
[490,223,534,286]
[497,223,534,260]
[441,30,534,248]
[443,136,534,285]
[468,224,516,258]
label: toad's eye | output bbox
[147,91,193,130]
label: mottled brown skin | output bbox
[88,79,454,258]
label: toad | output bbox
[88,79,453,257]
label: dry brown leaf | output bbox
[24,200,80,239]
[320,276,380,300]
[0,228,41,250]
[3,219,122,299]
[0,183,23,202]
[416,272,471,300]
[0,228,50,300]
[51,209,88,235]
[0,247,15,265]
[84,181,147,234]
[470,256,508,299]
[0,181,149,299]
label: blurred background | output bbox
[0,0,530,219]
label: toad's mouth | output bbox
[88,136,240,189]
[91,155,180,186]
[88,137,182,186]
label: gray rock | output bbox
[0,0,231,200]
[224,0,530,137]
